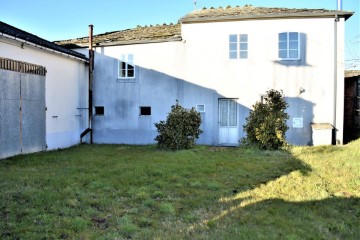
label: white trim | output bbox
[278,32,300,61]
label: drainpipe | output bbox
[333,14,339,144]
[80,24,94,144]
[89,24,94,144]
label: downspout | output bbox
[333,14,338,144]
[80,25,94,144]
[89,24,94,144]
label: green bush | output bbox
[242,89,289,150]
[155,101,203,150]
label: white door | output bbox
[219,99,239,145]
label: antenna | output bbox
[194,0,197,10]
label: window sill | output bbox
[116,78,138,83]
[277,58,301,61]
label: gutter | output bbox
[0,32,88,63]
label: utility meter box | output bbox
[311,123,333,146]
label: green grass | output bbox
[0,140,359,239]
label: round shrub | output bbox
[155,101,203,150]
[242,89,289,150]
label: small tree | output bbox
[242,89,289,150]
[155,101,203,150]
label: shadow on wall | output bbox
[91,48,250,145]
[90,46,319,146]
[273,33,312,67]
[285,97,315,146]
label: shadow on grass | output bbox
[0,145,316,239]
[197,196,360,239]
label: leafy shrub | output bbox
[155,101,203,150]
[242,89,289,150]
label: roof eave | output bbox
[180,11,354,24]
[59,37,183,48]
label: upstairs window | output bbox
[118,54,135,79]
[278,32,300,60]
[229,34,248,59]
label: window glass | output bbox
[289,32,298,41]
[229,34,248,60]
[229,52,237,59]
[289,41,298,49]
[279,32,287,41]
[239,51,248,59]
[278,32,300,60]
[240,43,248,51]
[118,54,135,78]
[228,100,237,127]
[229,43,237,51]
[240,34,248,42]
[229,34,237,42]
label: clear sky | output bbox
[0,0,359,69]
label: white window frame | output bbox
[197,104,205,113]
[118,54,135,79]
[229,34,248,60]
[278,32,300,60]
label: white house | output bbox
[57,5,353,146]
[0,21,89,159]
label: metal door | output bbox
[0,58,46,159]
[218,99,239,145]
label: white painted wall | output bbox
[0,37,88,150]
[181,16,345,145]
[75,15,346,146]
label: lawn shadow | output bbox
[197,196,360,239]
[185,145,359,239]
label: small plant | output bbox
[155,100,203,150]
[242,89,289,150]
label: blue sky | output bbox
[1,0,359,68]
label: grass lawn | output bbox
[0,140,359,239]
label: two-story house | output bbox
[57,5,353,146]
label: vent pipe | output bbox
[337,0,343,10]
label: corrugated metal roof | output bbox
[180,5,353,23]
[345,70,360,78]
[55,24,181,48]
[0,21,88,60]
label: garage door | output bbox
[0,58,46,159]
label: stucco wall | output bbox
[0,37,88,150]
[77,16,345,146]
[181,17,345,145]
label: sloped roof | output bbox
[0,21,87,60]
[180,5,353,23]
[55,5,353,48]
[345,70,360,78]
[55,23,181,48]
